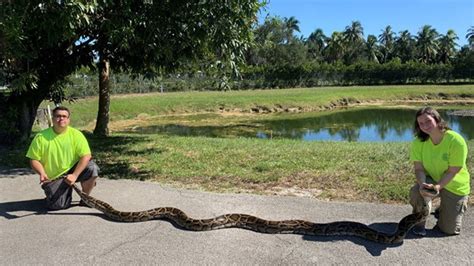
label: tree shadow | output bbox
[0,133,160,180]
[85,133,160,180]
[0,144,30,170]
[0,199,48,219]
[85,133,149,154]
[0,198,105,220]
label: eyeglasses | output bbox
[54,115,69,119]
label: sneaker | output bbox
[412,225,427,236]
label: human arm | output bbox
[425,166,461,192]
[413,161,439,198]
[30,160,49,184]
[410,140,432,195]
[64,154,92,185]
[413,161,427,185]
[423,133,468,193]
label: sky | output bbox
[259,0,474,46]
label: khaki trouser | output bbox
[409,178,469,235]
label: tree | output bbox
[1,1,97,144]
[378,26,394,63]
[249,16,307,66]
[0,0,263,144]
[284,16,300,43]
[393,30,415,63]
[324,32,345,63]
[438,30,458,64]
[466,26,474,50]
[307,28,327,49]
[365,35,381,63]
[454,46,474,80]
[343,21,364,64]
[344,21,365,44]
[254,16,288,46]
[306,28,327,61]
[416,25,439,64]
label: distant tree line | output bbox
[241,17,474,88]
[66,17,474,95]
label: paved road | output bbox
[1,168,473,265]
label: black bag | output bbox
[41,178,72,210]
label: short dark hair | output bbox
[52,106,70,117]
[413,107,449,141]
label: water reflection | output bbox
[256,108,474,142]
[127,108,474,142]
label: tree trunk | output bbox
[0,91,42,146]
[93,56,110,136]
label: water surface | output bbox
[130,107,474,142]
[256,108,473,142]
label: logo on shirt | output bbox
[442,153,449,161]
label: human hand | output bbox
[64,174,78,186]
[419,183,439,198]
[39,174,49,184]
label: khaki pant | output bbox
[409,178,469,235]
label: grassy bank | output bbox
[68,133,474,204]
[6,85,473,204]
[64,84,474,128]
[90,134,416,202]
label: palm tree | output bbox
[416,25,439,64]
[307,28,327,49]
[284,16,300,43]
[343,21,364,64]
[378,26,394,63]
[306,28,327,61]
[343,21,364,44]
[324,31,345,63]
[365,35,380,63]
[393,30,415,62]
[466,26,474,49]
[438,29,458,64]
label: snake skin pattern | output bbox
[72,184,432,244]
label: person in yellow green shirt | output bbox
[26,106,99,208]
[409,107,470,236]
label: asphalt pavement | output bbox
[1,168,473,265]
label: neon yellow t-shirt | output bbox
[26,127,91,179]
[410,130,470,196]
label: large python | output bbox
[72,184,435,244]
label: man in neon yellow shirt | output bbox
[26,106,99,208]
[409,107,470,236]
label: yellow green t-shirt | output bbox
[26,127,91,179]
[410,130,470,196]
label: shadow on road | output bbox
[302,220,448,256]
[301,222,401,256]
[1,195,451,258]
[0,199,104,220]
[0,199,47,219]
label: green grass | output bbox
[8,84,473,204]
[87,131,473,204]
[64,84,474,128]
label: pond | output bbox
[256,108,474,142]
[129,107,474,142]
